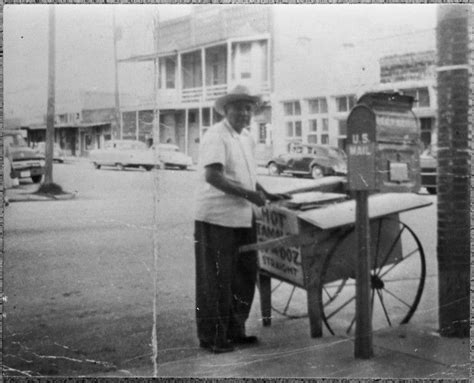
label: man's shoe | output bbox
[199,340,235,354]
[229,335,259,345]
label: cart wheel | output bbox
[270,280,308,319]
[320,217,426,336]
[270,274,349,320]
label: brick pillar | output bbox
[436,5,471,337]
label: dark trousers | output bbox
[194,220,257,346]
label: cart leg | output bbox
[259,273,272,326]
[306,284,323,338]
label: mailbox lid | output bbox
[357,92,419,144]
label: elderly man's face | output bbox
[224,101,253,134]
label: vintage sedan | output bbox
[267,144,347,179]
[89,140,160,171]
[156,144,193,170]
[34,142,66,163]
[420,144,437,195]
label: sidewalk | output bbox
[101,322,469,379]
[5,184,76,203]
[98,276,469,379]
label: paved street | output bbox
[3,159,455,378]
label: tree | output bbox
[436,4,470,337]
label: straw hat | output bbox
[214,85,260,115]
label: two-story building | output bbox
[121,5,438,163]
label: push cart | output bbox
[241,177,432,337]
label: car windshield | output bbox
[5,133,28,148]
[327,147,346,159]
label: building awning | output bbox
[25,122,111,130]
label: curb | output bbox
[6,192,76,203]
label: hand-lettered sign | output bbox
[257,205,304,287]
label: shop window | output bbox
[85,135,92,150]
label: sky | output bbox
[4,4,437,123]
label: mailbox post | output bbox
[346,92,421,359]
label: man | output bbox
[194,85,288,353]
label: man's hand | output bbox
[264,191,292,202]
[246,190,266,207]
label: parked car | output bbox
[156,144,193,170]
[267,143,347,179]
[4,130,45,183]
[420,144,437,195]
[34,142,66,163]
[89,140,160,171]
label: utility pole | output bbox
[436,4,470,337]
[152,13,160,147]
[113,10,122,139]
[44,5,56,185]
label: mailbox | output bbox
[346,92,421,192]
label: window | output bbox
[295,121,302,137]
[285,121,302,138]
[308,97,328,114]
[322,118,329,132]
[283,101,301,116]
[336,95,356,112]
[182,51,202,88]
[338,120,347,136]
[165,58,176,88]
[159,56,177,89]
[401,88,430,108]
[286,122,294,137]
[308,135,318,144]
[259,123,267,144]
[309,119,317,132]
[284,101,302,139]
[321,134,329,145]
[239,43,252,79]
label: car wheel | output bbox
[178,165,187,170]
[144,165,153,171]
[116,163,125,171]
[427,187,437,195]
[311,165,324,179]
[32,175,42,183]
[268,162,280,176]
[93,162,101,170]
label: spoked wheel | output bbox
[270,280,308,319]
[320,217,426,336]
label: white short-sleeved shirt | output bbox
[195,119,257,228]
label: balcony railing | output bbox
[158,81,270,106]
